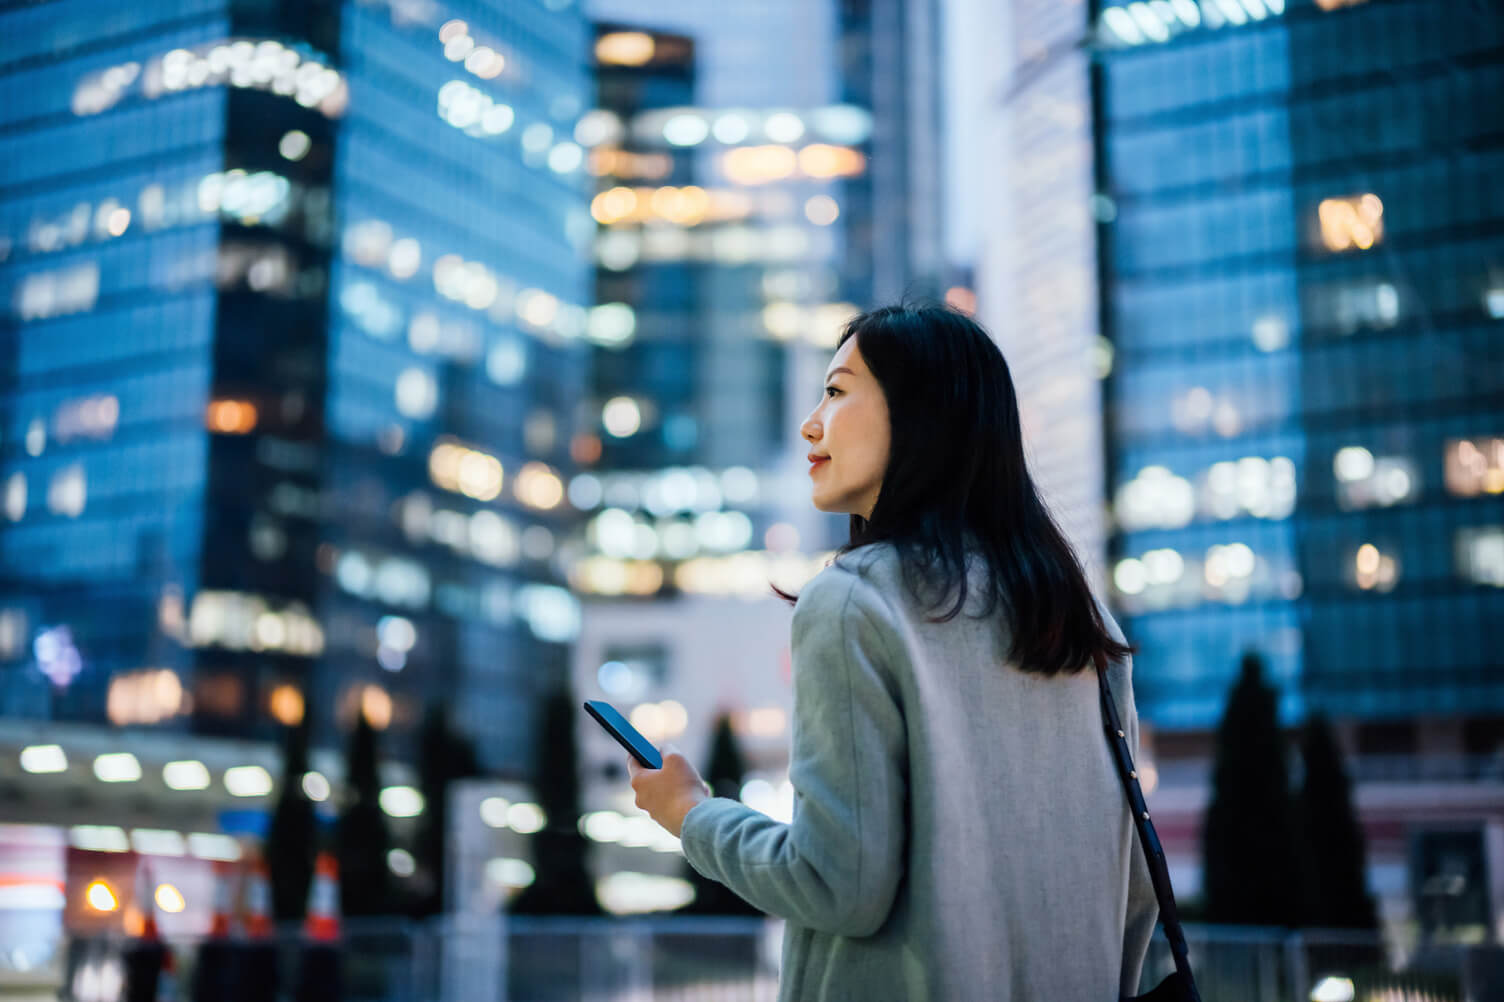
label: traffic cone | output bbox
[303,851,341,942]
[295,852,343,1002]
[156,946,178,1002]
[242,855,274,940]
[208,860,237,939]
[123,858,172,1002]
[191,860,240,1002]
[235,853,280,1002]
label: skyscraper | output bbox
[559,0,947,908]
[1093,0,1504,931]
[0,0,593,845]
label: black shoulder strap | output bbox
[1094,650,1200,999]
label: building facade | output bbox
[1094,0,1504,934]
[0,0,593,932]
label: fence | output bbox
[12,917,1499,1002]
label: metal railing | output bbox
[16,917,1497,1002]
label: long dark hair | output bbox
[784,302,1133,677]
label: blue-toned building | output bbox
[1096,0,1504,734]
[1093,0,1504,931]
[0,0,593,818]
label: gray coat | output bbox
[679,543,1158,1001]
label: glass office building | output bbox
[1093,0,1504,744]
[0,0,593,811]
[571,6,890,603]
[571,1,947,605]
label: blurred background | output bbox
[0,0,1501,998]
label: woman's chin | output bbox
[809,494,846,516]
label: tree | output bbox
[412,703,480,917]
[266,715,316,920]
[508,684,601,915]
[1201,651,1306,927]
[1297,713,1377,930]
[336,707,392,917]
[681,713,763,916]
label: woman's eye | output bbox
[824,386,839,398]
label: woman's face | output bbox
[800,337,890,519]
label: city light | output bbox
[804,195,840,225]
[131,829,186,856]
[360,684,393,729]
[662,113,709,146]
[187,592,325,656]
[162,760,211,791]
[302,771,331,802]
[485,857,535,889]
[268,683,305,726]
[224,765,274,798]
[437,79,514,136]
[4,473,24,521]
[1309,976,1355,1002]
[1318,193,1384,252]
[737,707,789,738]
[70,826,130,853]
[602,397,643,438]
[19,744,67,775]
[388,848,416,877]
[506,802,546,834]
[428,440,504,501]
[187,833,242,861]
[93,753,141,784]
[1456,528,1504,587]
[596,872,695,915]
[480,796,511,828]
[107,669,186,726]
[379,786,425,818]
[206,399,258,434]
[154,884,186,913]
[1444,437,1504,497]
[515,463,566,510]
[73,39,348,118]
[85,880,118,912]
[1354,543,1399,592]
[278,129,311,161]
[596,31,656,67]
[15,263,99,321]
[713,113,750,144]
[581,810,627,843]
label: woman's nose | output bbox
[801,413,821,443]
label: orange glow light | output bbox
[207,399,258,434]
[1317,193,1383,253]
[595,32,655,67]
[268,683,305,726]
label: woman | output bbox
[628,303,1158,1000]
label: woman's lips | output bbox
[808,457,829,474]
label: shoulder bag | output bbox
[1094,650,1204,1002]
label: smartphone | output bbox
[582,699,663,770]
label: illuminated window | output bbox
[207,399,258,434]
[1352,543,1399,592]
[1317,194,1383,252]
[1333,447,1418,510]
[1445,438,1504,497]
[1456,528,1504,587]
[1115,466,1195,530]
[428,439,503,500]
[596,31,655,66]
[107,669,186,726]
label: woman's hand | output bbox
[627,744,710,838]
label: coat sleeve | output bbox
[678,567,908,938]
